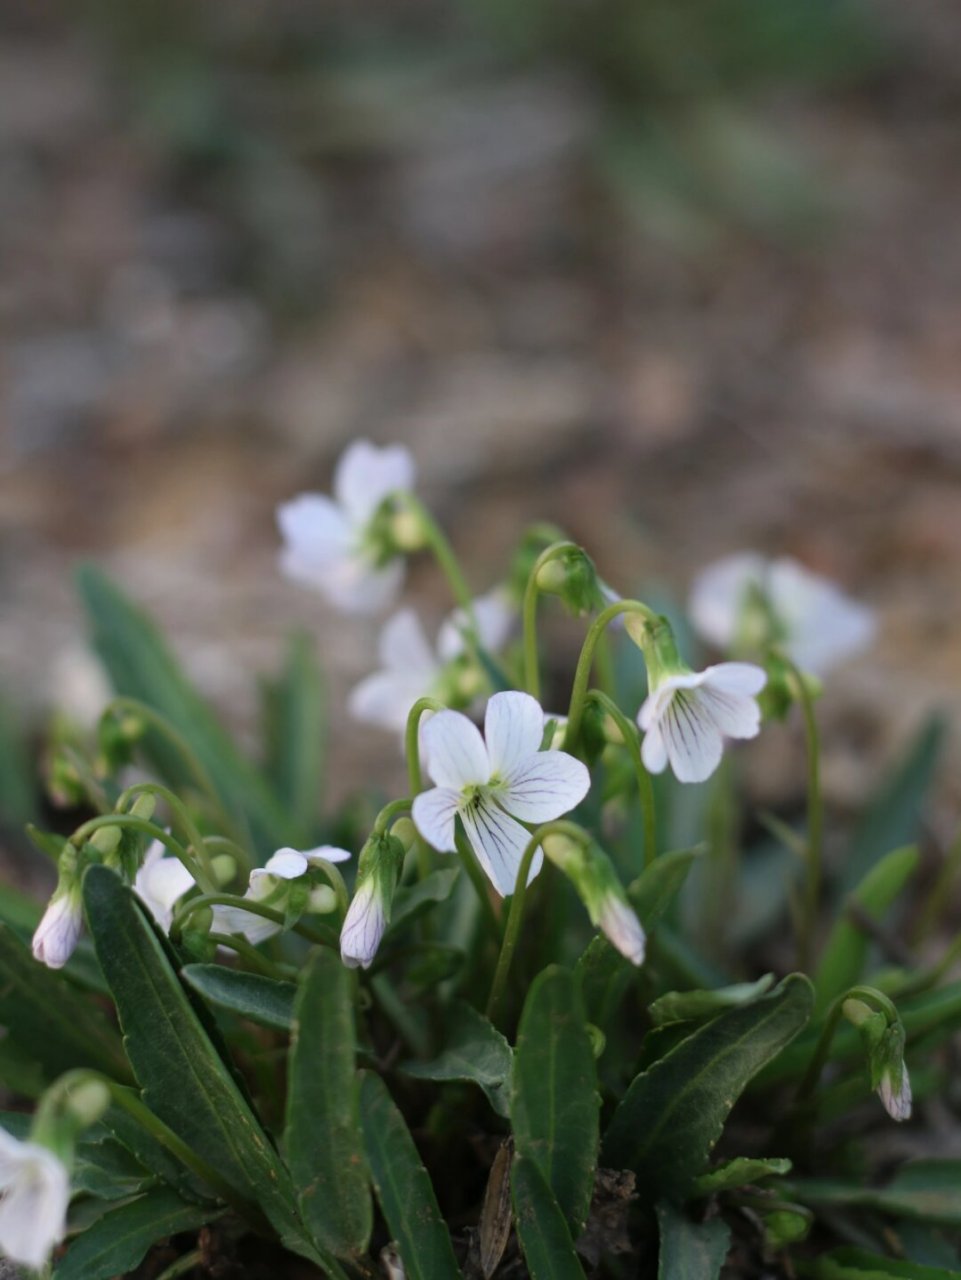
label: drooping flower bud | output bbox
[535,546,606,617]
[542,833,646,966]
[32,847,83,970]
[340,832,404,970]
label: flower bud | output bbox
[89,825,122,859]
[129,794,156,823]
[32,883,83,970]
[339,833,404,970]
[543,834,646,966]
[873,1023,912,1122]
[308,885,338,915]
[64,1079,110,1129]
[535,547,605,617]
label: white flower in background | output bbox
[412,691,590,896]
[348,591,515,736]
[134,839,196,932]
[212,845,351,944]
[0,1127,70,1269]
[277,440,415,615]
[340,877,387,970]
[32,887,82,970]
[638,662,767,785]
[689,552,876,676]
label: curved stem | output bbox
[795,985,899,1106]
[486,819,591,1025]
[565,600,659,753]
[69,814,206,887]
[206,933,295,979]
[171,893,339,951]
[398,492,476,624]
[587,690,657,869]
[373,797,413,836]
[522,541,581,699]
[778,653,823,973]
[117,781,217,891]
[405,697,446,880]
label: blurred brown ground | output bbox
[1,0,960,818]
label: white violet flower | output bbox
[348,590,515,736]
[638,662,767,785]
[32,887,83,971]
[412,691,590,896]
[212,845,351,944]
[277,439,415,615]
[134,838,196,932]
[0,1127,70,1269]
[689,552,876,676]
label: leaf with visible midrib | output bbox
[602,974,813,1200]
[656,1201,730,1279]
[511,1155,587,1280]
[512,966,599,1236]
[53,1188,216,1280]
[286,949,371,1258]
[82,866,307,1251]
[183,964,296,1031]
[402,1001,512,1118]
[359,1071,462,1280]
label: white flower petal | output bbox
[697,685,762,740]
[378,609,438,674]
[770,558,876,674]
[277,494,352,568]
[640,720,668,774]
[340,879,388,970]
[421,709,490,789]
[135,856,195,927]
[210,902,280,945]
[319,555,405,616]
[701,661,767,697]
[264,850,309,880]
[484,691,546,778]
[348,670,428,734]
[412,788,461,853]
[437,589,516,662]
[661,696,724,784]
[303,845,352,865]
[333,440,415,524]
[500,751,590,823]
[461,798,543,897]
[0,1139,69,1269]
[597,895,646,966]
[31,895,82,969]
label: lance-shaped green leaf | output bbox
[602,974,813,1200]
[810,1246,961,1279]
[53,1188,216,1280]
[76,566,292,857]
[261,630,326,844]
[82,866,310,1253]
[815,846,918,1014]
[389,868,460,933]
[286,949,371,1258]
[511,1155,587,1280]
[692,1157,792,1197]
[788,1161,961,1227]
[842,715,944,892]
[402,1001,512,1118]
[656,1201,730,1279]
[512,966,599,1236]
[0,924,127,1083]
[182,964,296,1032]
[649,974,776,1027]
[359,1071,461,1280]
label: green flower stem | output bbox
[565,600,659,753]
[100,697,233,833]
[201,834,254,879]
[795,985,899,1106]
[373,797,413,836]
[116,781,217,892]
[155,1251,204,1280]
[206,933,295,979]
[398,491,476,626]
[171,894,339,951]
[454,830,502,939]
[486,819,591,1025]
[778,653,823,973]
[405,698,445,879]
[522,541,581,699]
[69,814,209,889]
[48,1070,267,1230]
[913,825,961,945]
[587,690,657,869]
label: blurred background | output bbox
[1,0,960,819]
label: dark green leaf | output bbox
[286,949,371,1259]
[0,923,128,1083]
[182,964,295,1032]
[511,1154,587,1280]
[53,1188,215,1280]
[815,846,918,1014]
[82,866,311,1253]
[574,936,635,1032]
[402,1000,512,1118]
[390,869,460,932]
[692,1156,792,1197]
[649,974,775,1027]
[789,1161,961,1227]
[657,1200,730,1279]
[76,566,292,857]
[602,974,813,1200]
[261,630,325,844]
[842,716,944,892]
[810,1246,961,1279]
[512,966,599,1235]
[629,847,704,926]
[359,1071,461,1280]
[100,1098,207,1204]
